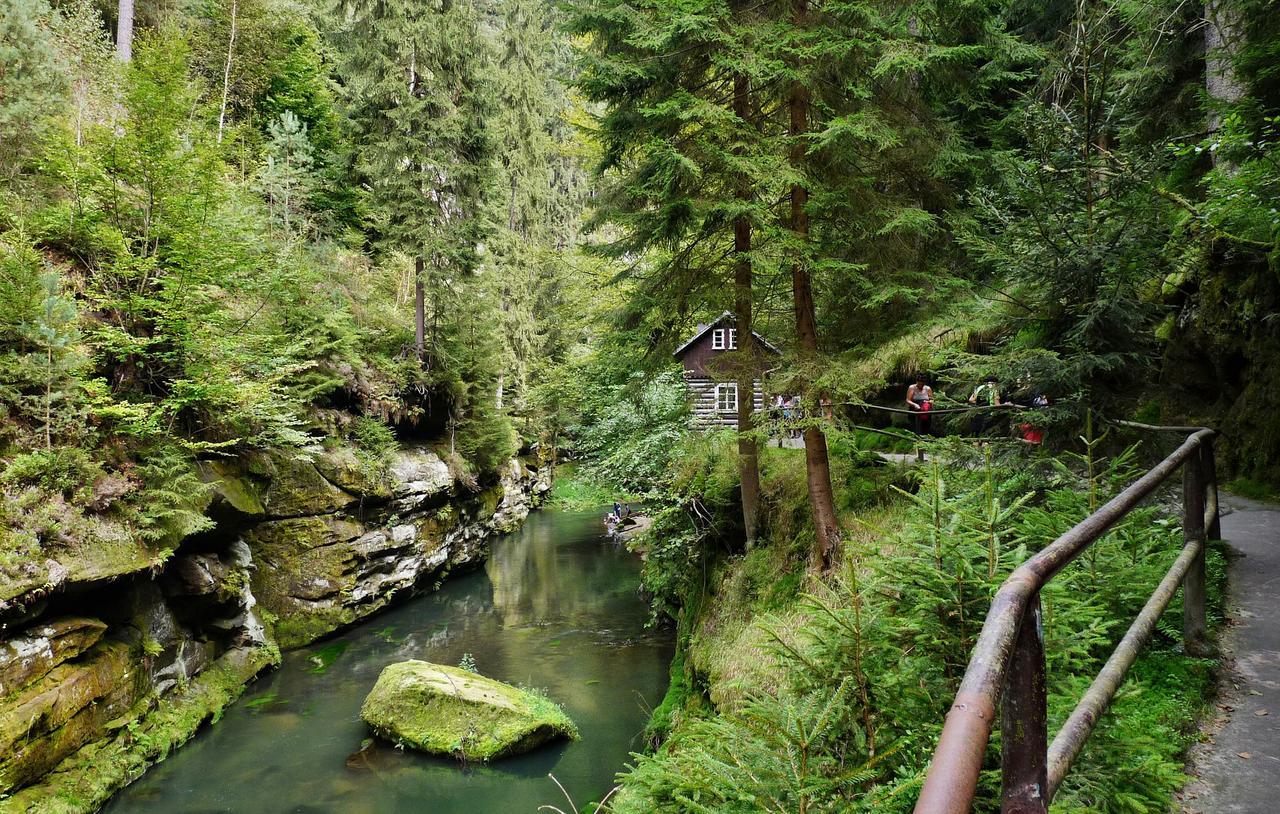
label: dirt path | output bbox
[1181,494,1280,813]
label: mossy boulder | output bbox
[360,660,577,760]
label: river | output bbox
[102,508,673,814]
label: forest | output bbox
[0,0,1278,811]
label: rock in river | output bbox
[359,660,577,761]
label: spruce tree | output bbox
[781,0,844,569]
[569,0,783,546]
[327,0,496,364]
[489,0,561,414]
[0,0,69,184]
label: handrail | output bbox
[914,424,1219,814]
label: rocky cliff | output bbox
[0,445,549,813]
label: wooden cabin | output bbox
[672,312,781,429]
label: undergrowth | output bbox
[608,436,1224,814]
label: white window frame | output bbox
[727,328,738,349]
[712,328,726,350]
[715,383,738,412]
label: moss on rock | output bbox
[360,660,577,761]
[313,445,394,500]
[198,460,268,516]
[0,644,278,814]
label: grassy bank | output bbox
[607,437,1225,813]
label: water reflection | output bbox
[103,509,672,814]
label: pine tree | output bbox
[568,0,783,546]
[327,0,497,363]
[257,110,318,235]
[0,0,69,183]
[489,0,561,415]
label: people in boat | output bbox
[968,375,1002,439]
[905,375,934,435]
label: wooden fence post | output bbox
[1183,445,1209,657]
[1204,439,1221,540]
[1001,595,1048,814]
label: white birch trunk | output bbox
[116,0,134,61]
[218,0,239,144]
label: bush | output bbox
[613,440,1222,813]
[349,415,397,466]
[1,447,103,500]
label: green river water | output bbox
[102,508,673,814]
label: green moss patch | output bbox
[360,660,577,761]
[0,645,279,814]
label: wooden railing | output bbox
[914,423,1220,813]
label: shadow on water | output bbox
[102,509,673,814]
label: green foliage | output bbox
[127,444,213,546]
[348,416,397,467]
[546,465,635,511]
[0,0,68,183]
[1226,476,1279,501]
[327,0,495,276]
[1,447,102,501]
[570,369,690,491]
[614,678,886,814]
[257,110,319,236]
[615,438,1222,813]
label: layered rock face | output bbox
[0,543,275,814]
[0,445,549,812]
[208,447,549,648]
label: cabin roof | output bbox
[671,311,782,358]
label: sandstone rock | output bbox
[262,454,355,517]
[360,660,576,760]
[313,445,393,500]
[0,617,106,696]
[0,641,138,793]
[198,459,267,516]
[388,448,454,507]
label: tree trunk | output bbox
[415,255,426,360]
[1204,0,1244,167]
[733,71,762,549]
[217,0,239,145]
[789,0,840,570]
[116,0,134,62]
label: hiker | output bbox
[905,376,934,435]
[968,375,1002,438]
[772,394,786,447]
[1018,391,1050,445]
[785,396,802,440]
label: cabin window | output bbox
[711,328,738,350]
[715,383,738,412]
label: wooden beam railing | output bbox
[914,423,1219,814]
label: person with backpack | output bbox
[968,375,1001,438]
